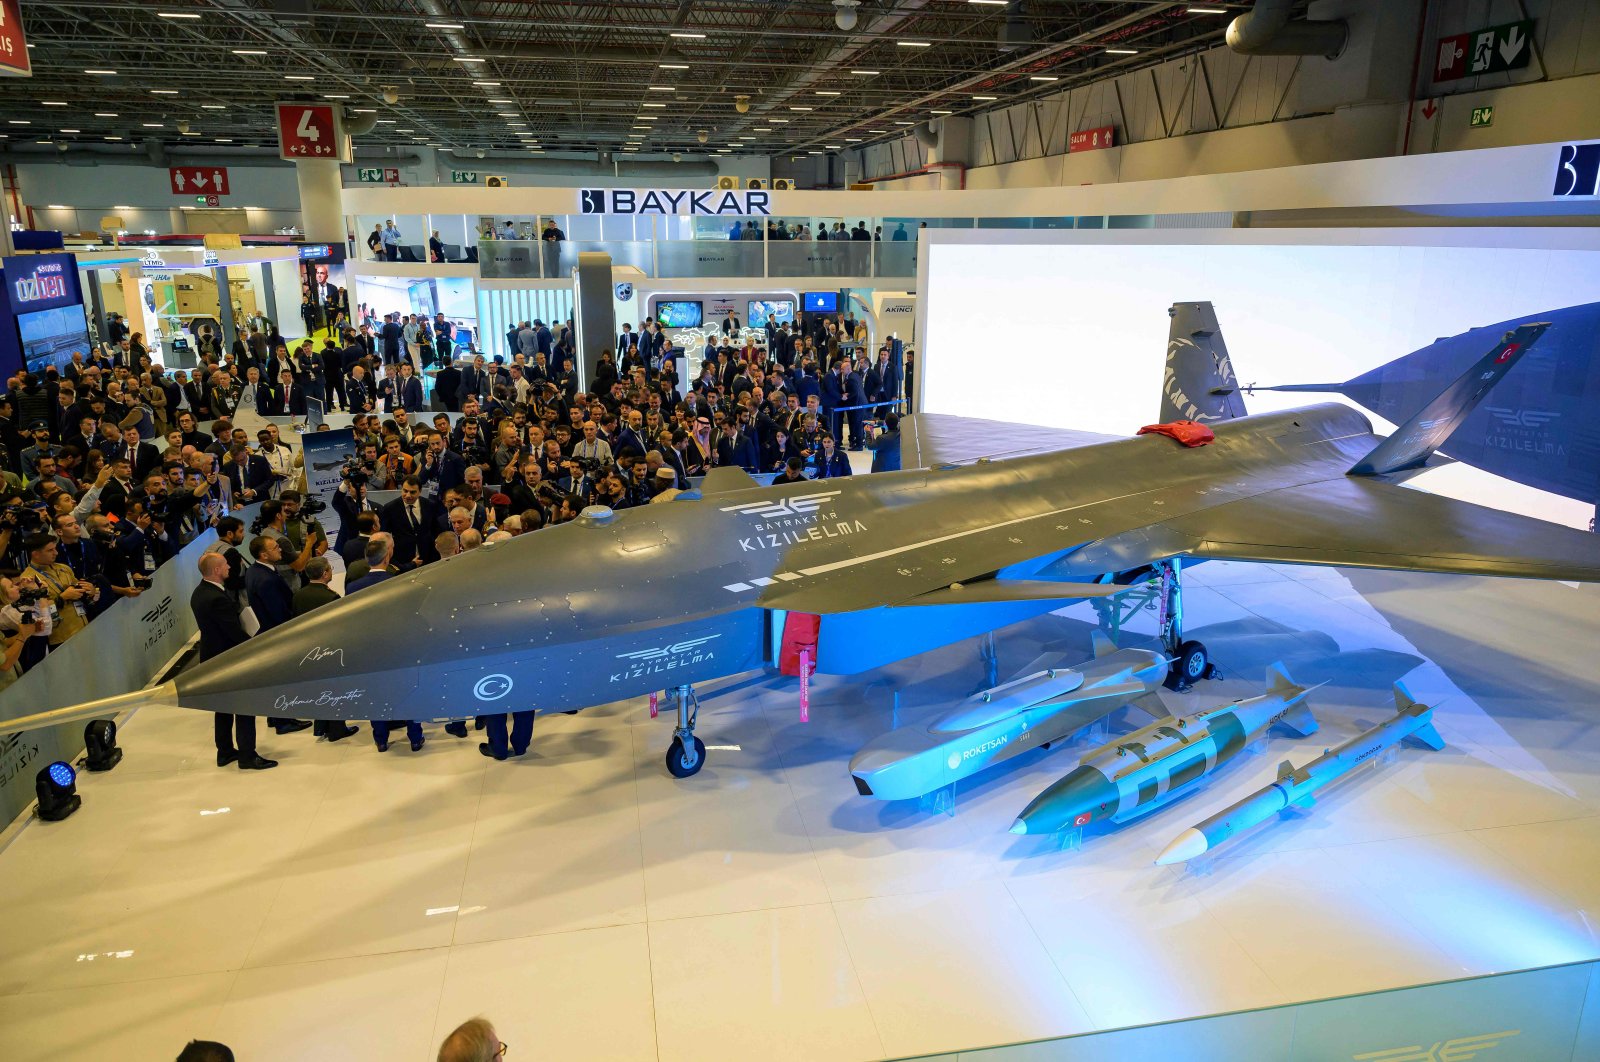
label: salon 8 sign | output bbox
[578,188,772,216]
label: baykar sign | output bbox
[579,188,771,216]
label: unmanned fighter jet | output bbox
[9,304,1600,783]
[1251,301,1600,525]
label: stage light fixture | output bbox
[85,719,122,772]
[36,761,80,822]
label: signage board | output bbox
[1069,125,1116,152]
[357,167,399,183]
[298,244,334,260]
[1553,141,1600,198]
[1436,19,1534,82]
[169,166,230,196]
[0,0,31,78]
[485,175,509,187]
[6,253,80,310]
[578,188,772,216]
[1470,105,1495,128]
[451,170,480,184]
[0,252,85,381]
[275,103,350,162]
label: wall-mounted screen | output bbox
[19,303,92,375]
[803,291,838,313]
[656,300,705,328]
[748,299,796,328]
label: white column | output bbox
[294,158,344,242]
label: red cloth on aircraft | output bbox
[1137,420,1215,447]
[779,612,821,676]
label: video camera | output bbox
[299,497,328,516]
[340,457,372,488]
[1,504,44,533]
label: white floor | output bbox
[2,562,1599,1062]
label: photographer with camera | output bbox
[278,491,329,561]
[330,459,376,557]
[0,574,42,690]
[86,513,149,603]
[253,499,318,592]
[22,533,99,649]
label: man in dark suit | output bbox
[116,425,162,483]
[397,363,425,412]
[277,370,307,416]
[345,364,374,414]
[456,355,490,409]
[379,313,404,365]
[290,555,360,742]
[191,551,276,770]
[225,445,272,504]
[244,536,311,735]
[380,477,441,569]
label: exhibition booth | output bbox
[1,140,1598,1061]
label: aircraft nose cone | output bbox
[1013,765,1119,835]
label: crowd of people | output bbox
[728,218,921,242]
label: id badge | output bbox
[73,600,88,620]
[144,551,158,573]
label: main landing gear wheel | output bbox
[1165,640,1211,692]
[666,734,707,778]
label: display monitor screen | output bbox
[748,299,796,328]
[803,291,838,313]
[18,304,92,375]
[656,300,704,328]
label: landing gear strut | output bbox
[1155,559,1219,692]
[665,683,706,778]
[1093,559,1218,692]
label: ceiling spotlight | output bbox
[382,87,400,104]
[176,121,191,133]
[734,94,751,113]
[833,0,860,31]
[36,761,80,822]
[476,148,486,158]
[672,152,682,161]
[697,129,709,143]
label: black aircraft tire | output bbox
[666,735,707,778]
[1164,641,1209,689]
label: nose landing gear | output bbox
[665,684,706,778]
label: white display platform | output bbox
[0,562,1596,1061]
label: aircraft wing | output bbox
[902,412,1117,469]
[1160,476,1600,581]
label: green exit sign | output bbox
[1470,106,1494,128]
[357,167,385,182]
[451,170,479,184]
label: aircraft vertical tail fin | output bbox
[1160,302,1248,425]
[1090,630,1116,658]
[1348,322,1551,476]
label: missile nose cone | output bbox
[1155,828,1208,866]
[1014,764,1119,835]
[1009,819,1028,835]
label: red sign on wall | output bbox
[275,103,350,163]
[1069,126,1116,153]
[0,0,32,78]
[169,166,230,196]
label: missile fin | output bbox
[1290,792,1316,809]
[1264,661,1299,697]
[1276,704,1319,738]
[1276,759,1294,781]
[1392,679,1420,711]
[1408,721,1446,752]
[1090,630,1116,658]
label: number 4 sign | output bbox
[275,103,351,163]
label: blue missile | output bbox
[849,632,1169,801]
[1155,683,1444,865]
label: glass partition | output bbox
[769,238,872,277]
[876,240,916,277]
[656,240,764,277]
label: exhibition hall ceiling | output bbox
[2,1,1236,159]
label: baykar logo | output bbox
[719,491,841,520]
[580,189,606,213]
[140,596,174,625]
[1352,1029,1519,1062]
[611,635,720,683]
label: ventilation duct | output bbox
[342,109,381,137]
[1226,0,1347,58]
[913,122,939,151]
[997,1,1033,54]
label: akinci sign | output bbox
[876,294,917,342]
[579,188,772,216]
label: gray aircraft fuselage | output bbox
[88,395,1600,727]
